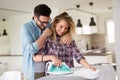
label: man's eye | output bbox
[41,22,49,24]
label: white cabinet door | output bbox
[0,56,23,72]
[84,55,112,64]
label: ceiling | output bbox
[0,0,113,19]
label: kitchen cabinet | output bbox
[75,26,98,35]
[0,56,23,73]
[74,53,112,67]
[0,36,10,55]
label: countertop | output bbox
[81,51,112,56]
[0,55,22,57]
[83,53,112,56]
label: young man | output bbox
[21,4,71,80]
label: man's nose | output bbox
[43,23,47,27]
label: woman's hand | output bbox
[88,66,96,71]
[51,55,62,67]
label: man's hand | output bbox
[60,34,72,44]
[42,28,52,37]
[36,28,52,49]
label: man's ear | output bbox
[33,15,37,22]
[33,15,36,17]
[33,15,37,19]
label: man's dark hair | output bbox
[34,4,51,17]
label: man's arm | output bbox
[21,25,52,55]
[33,54,62,67]
[36,28,52,49]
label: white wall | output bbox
[73,35,91,52]
[97,11,113,34]
[113,0,120,79]
[97,12,116,62]
[0,19,10,55]
[6,14,31,55]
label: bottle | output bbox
[86,42,89,50]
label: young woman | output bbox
[21,4,72,80]
[33,12,96,71]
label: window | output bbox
[106,19,115,43]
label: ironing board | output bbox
[36,75,90,80]
[46,62,99,79]
[37,64,116,80]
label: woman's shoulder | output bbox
[71,40,76,44]
[46,36,52,42]
[64,40,76,46]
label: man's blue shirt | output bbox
[21,18,49,80]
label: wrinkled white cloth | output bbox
[0,71,21,80]
[96,64,116,80]
[65,64,116,80]
[66,67,99,79]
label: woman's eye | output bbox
[60,26,63,28]
[65,27,68,29]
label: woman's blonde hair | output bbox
[51,12,75,41]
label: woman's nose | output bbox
[61,28,66,32]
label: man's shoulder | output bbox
[22,20,36,30]
[23,21,33,27]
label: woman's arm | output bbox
[80,59,96,71]
[71,40,96,71]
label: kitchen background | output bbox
[0,0,117,78]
